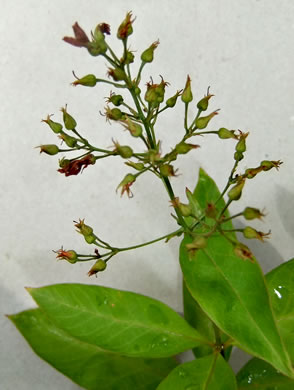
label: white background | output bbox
[1,0,294,388]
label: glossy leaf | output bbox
[27,283,210,358]
[266,258,294,363]
[157,353,237,390]
[180,168,293,377]
[9,309,177,390]
[237,357,294,389]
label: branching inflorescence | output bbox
[40,12,280,276]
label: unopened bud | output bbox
[166,90,182,107]
[122,50,135,64]
[42,115,63,134]
[228,179,245,201]
[260,160,282,171]
[108,67,126,82]
[236,134,247,153]
[243,226,270,242]
[141,40,159,63]
[125,161,145,171]
[108,94,124,106]
[38,144,60,155]
[159,164,177,177]
[170,197,192,217]
[59,133,78,148]
[113,142,133,159]
[72,74,97,87]
[55,249,78,264]
[116,173,136,197]
[197,94,214,111]
[74,219,93,236]
[84,234,96,244]
[117,12,134,40]
[122,117,142,137]
[88,259,107,276]
[234,151,244,162]
[195,111,219,129]
[218,128,238,140]
[185,188,202,219]
[175,142,200,155]
[181,75,193,103]
[106,107,123,121]
[243,207,265,220]
[61,106,77,130]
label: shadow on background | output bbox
[276,185,294,240]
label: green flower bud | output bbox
[38,144,60,155]
[116,173,136,197]
[107,67,126,82]
[59,133,78,148]
[113,142,133,159]
[125,161,145,171]
[72,74,97,87]
[260,160,282,171]
[228,179,245,201]
[195,111,219,129]
[141,40,159,63]
[175,142,200,154]
[166,90,182,107]
[122,117,143,137]
[134,87,141,95]
[74,219,93,236]
[181,75,193,103]
[218,128,237,140]
[87,40,107,56]
[185,188,203,219]
[197,94,214,111]
[88,259,107,276]
[159,164,176,177]
[108,94,124,106]
[243,226,270,242]
[84,234,96,244]
[117,12,134,40]
[42,115,63,134]
[123,50,135,64]
[170,197,192,217]
[243,207,265,220]
[55,249,78,264]
[234,151,244,162]
[105,107,123,121]
[236,137,246,153]
[61,106,77,130]
[59,158,70,168]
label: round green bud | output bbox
[88,259,107,276]
[117,145,133,159]
[39,144,60,155]
[109,94,124,106]
[61,107,77,130]
[218,128,237,139]
[84,234,96,244]
[72,74,97,87]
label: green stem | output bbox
[136,61,146,84]
[117,227,183,252]
[184,103,189,133]
[216,160,239,204]
[96,78,127,89]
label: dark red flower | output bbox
[58,154,96,176]
[63,22,90,48]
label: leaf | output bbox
[26,283,210,358]
[180,168,293,377]
[156,353,237,390]
[183,280,232,360]
[9,309,177,390]
[266,258,294,363]
[237,357,294,389]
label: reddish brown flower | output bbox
[58,154,96,176]
[63,22,90,48]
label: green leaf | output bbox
[266,258,294,363]
[9,309,177,390]
[156,353,237,390]
[26,283,210,358]
[237,357,294,389]
[183,280,232,360]
[180,168,293,377]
